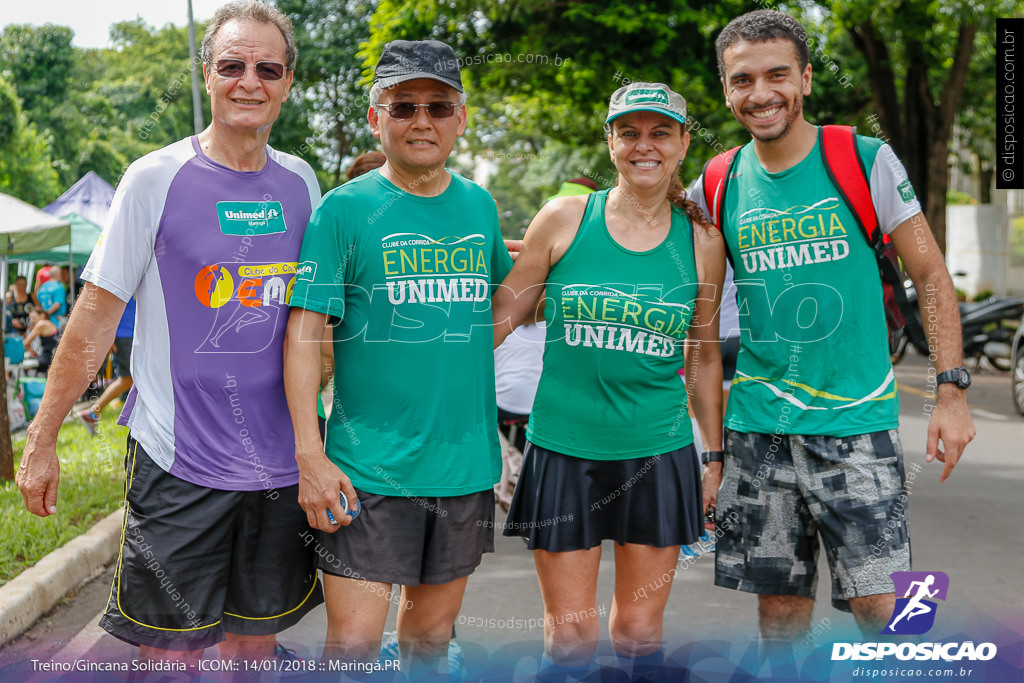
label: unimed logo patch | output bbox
[883,571,949,635]
[625,89,669,107]
[898,179,916,203]
[217,201,287,235]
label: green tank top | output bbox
[527,189,699,460]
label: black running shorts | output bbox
[100,438,324,651]
[315,488,495,586]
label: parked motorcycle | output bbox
[891,279,1024,372]
[1012,316,1024,415]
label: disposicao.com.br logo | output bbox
[831,571,997,662]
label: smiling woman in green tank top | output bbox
[492,82,726,675]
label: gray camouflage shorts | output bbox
[714,428,911,611]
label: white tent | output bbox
[0,193,71,255]
[0,193,72,333]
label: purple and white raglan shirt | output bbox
[83,136,320,491]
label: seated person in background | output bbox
[7,276,34,335]
[23,308,58,375]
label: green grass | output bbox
[0,409,127,586]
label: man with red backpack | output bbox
[692,9,976,655]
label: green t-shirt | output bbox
[722,137,900,436]
[528,190,699,460]
[290,169,513,496]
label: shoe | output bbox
[77,410,98,437]
[275,642,306,678]
[379,631,400,664]
[680,530,715,559]
[275,642,299,661]
[447,639,464,681]
[378,631,464,680]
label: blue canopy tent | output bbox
[43,171,115,228]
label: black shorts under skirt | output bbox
[503,441,703,552]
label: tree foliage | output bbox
[0,2,1002,243]
[0,24,76,116]
[827,0,1010,251]
[0,76,61,205]
[276,0,380,188]
[362,0,758,231]
[1,22,162,187]
[365,0,746,156]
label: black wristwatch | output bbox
[935,366,971,390]
[701,450,725,465]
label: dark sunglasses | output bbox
[381,102,457,120]
[213,58,287,81]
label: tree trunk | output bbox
[850,18,977,255]
[924,23,977,253]
[849,22,904,158]
[979,166,993,204]
[0,369,14,481]
[927,134,952,253]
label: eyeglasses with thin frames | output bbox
[213,58,288,81]
[380,102,457,120]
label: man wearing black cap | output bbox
[284,39,513,673]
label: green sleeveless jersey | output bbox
[528,189,699,460]
[723,137,900,436]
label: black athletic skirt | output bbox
[503,441,703,551]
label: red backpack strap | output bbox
[819,125,881,248]
[701,145,742,229]
[820,124,916,351]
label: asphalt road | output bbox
[2,349,1022,680]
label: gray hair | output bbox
[200,1,297,71]
[368,82,468,110]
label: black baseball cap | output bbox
[374,39,464,93]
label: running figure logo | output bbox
[193,262,297,353]
[882,571,950,635]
